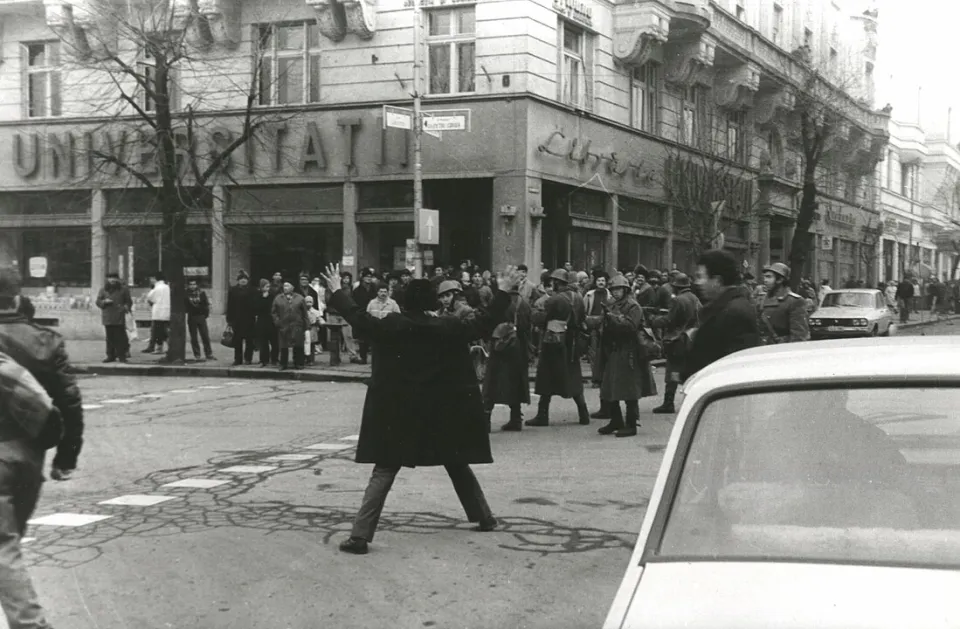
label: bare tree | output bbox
[858,214,883,284]
[46,0,299,363]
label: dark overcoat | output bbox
[255,291,276,335]
[331,289,509,468]
[96,284,132,326]
[651,288,702,383]
[682,286,761,382]
[533,287,585,399]
[226,285,258,337]
[271,292,309,349]
[598,296,657,401]
[482,292,532,407]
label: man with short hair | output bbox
[186,278,215,362]
[143,272,170,355]
[516,264,541,304]
[759,263,810,344]
[0,266,85,482]
[96,271,132,363]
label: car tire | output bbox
[870,325,879,337]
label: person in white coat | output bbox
[143,272,171,355]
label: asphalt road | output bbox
[899,317,960,336]
[15,373,673,629]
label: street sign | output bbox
[383,105,413,130]
[418,208,440,245]
[405,238,418,271]
[28,257,46,278]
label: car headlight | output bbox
[855,319,868,326]
[809,318,821,326]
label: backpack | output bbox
[0,352,62,449]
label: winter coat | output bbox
[271,293,310,349]
[96,283,132,326]
[598,295,657,402]
[534,287,585,399]
[255,291,276,334]
[329,288,510,468]
[759,287,810,343]
[482,293,532,407]
[226,285,258,337]
[146,280,170,321]
[651,288,702,383]
[682,286,761,382]
[184,289,210,318]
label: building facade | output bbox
[876,120,960,283]
[0,0,889,326]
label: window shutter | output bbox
[556,20,563,102]
[20,44,28,119]
[583,33,595,111]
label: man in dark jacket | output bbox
[96,271,133,363]
[0,266,84,481]
[650,273,701,414]
[185,278,215,361]
[682,250,761,382]
[896,276,915,324]
[351,269,378,365]
[226,271,257,365]
[323,263,517,555]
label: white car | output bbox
[604,337,960,629]
[808,289,895,339]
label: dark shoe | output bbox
[615,426,638,438]
[102,358,116,363]
[501,420,522,431]
[194,356,204,362]
[118,358,128,364]
[260,363,269,368]
[339,537,369,555]
[597,420,623,435]
[350,357,364,364]
[142,347,155,354]
[652,404,675,414]
[50,467,73,481]
[473,517,498,532]
[590,409,610,419]
[578,412,591,425]
[524,415,549,426]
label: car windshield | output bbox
[655,387,960,568]
[821,292,874,308]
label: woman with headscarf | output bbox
[593,274,657,437]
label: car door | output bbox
[876,293,891,333]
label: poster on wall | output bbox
[28,257,47,278]
[393,247,406,270]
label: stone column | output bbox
[90,189,107,288]
[609,194,619,273]
[342,182,358,276]
[891,240,900,281]
[832,236,841,287]
[758,217,771,268]
[210,185,228,315]
[492,175,536,270]
[875,239,883,285]
[665,206,674,268]
[808,235,820,284]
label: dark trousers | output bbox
[899,299,911,324]
[51,410,83,472]
[258,328,277,365]
[147,320,169,349]
[279,346,305,369]
[351,464,493,542]
[187,315,213,358]
[233,336,255,364]
[104,324,129,361]
[358,341,369,363]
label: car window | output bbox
[821,292,874,308]
[655,387,960,568]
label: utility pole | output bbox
[411,0,424,279]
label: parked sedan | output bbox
[808,289,895,338]
[604,337,960,629]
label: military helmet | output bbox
[763,262,791,280]
[549,268,570,283]
[607,274,631,290]
[437,280,462,295]
[670,273,692,289]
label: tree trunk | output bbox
[788,163,819,291]
[160,189,188,364]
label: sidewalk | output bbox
[66,311,953,383]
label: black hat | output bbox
[400,269,412,277]
[634,264,649,278]
[237,270,250,281]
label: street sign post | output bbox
[422,109,472,134]
[383,105,413,130]
[418,208,440,245]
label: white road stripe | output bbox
[340,435,360,441]
[197,386,224,390]
[162,479,230,489]
[303,443,353,451]
[217,465,277,474]
[264,454,318,462]
[98,495,178,507]
[137,393,165,398]
[101,399,137,404]
[168,389,198,394]
[28,513,112,527]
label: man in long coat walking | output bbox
[591,275,657,437]
[226,271,257,365]
[650,273,701,414]
[526,269,590,426]
[271,281,309,370]
[483,286,532,432]
[323,264,518,555]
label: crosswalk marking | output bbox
[303,443,353,451]
[98,495,178,507]
[29,513,113,527]
[264,454,318,462]
[218,465,277,474]
[82,404,103,410]
[162,478,230,489]
[168,389,198,394]
[137,393,165,398]
[197,386,224,390]
[340,435,360,441]
[102,399,137,404]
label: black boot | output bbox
[590,399,611,420]
[652,382,678,414]
[575,394,590,425]
[616,401,640,437]
[525,396,551,426]
[598,402,624,435]
[485,410,493,434]
[501,405,523,431]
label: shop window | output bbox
[22,41,61,118]
[570,229,606,271]
[126,227,212,288]
[1,190,91,215]
[106,188,213,215]
[427,6,475,94]
[631,63,660,134]
[20,228,90,288]
[618,197,665,228]
[138,46,180,113]
[358,182,414,209]
[558,22,594,110]
[229,185,341,215]
[255,22,322,106]
[618,233,663,271]
[569,189,608,220]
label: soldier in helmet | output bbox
[650,272,701,414]
[527,268,590,426]
[438,280,474,320]
[759,262,810,344]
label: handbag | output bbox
[220,326,235,348]
[125,311,139,343]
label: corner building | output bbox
[0,0,889,324]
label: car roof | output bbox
[682,337,960,396]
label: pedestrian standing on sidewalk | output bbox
[352,270,378,365]
[0,351,60,628]
[272,281,309,371]
[650,273,701,414]
[256,279,278,367]
[0,267,84,482]
[227,271,257,366]
[143,272,170,355]
[896,275,914,324]
[185,278,215,362]
[96,271,132,363]
[323,263,517,556]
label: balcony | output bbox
[893,121,928,164]
[308,0,377,42]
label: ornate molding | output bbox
[754,87,796,127]
[342,0,376,40]
[307,0,347,42]
[612,0,670,67]
[714,62,760,110]
[45,0,118,60]
[664,34,715,88]
[195,0,242,49]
